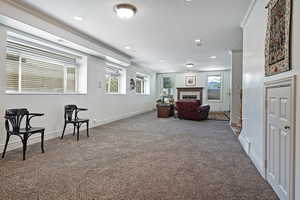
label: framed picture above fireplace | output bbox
[185,76,196,86]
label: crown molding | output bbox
[240,0,258,29]
[131,62,158,74]
[157,68,231,75]
[1,0,131,60]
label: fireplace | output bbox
[177,87,203,101]
[182,95,197,100]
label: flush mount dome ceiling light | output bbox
[114,3,137,19]
[186,63,195,68]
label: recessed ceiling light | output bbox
[195,39,203,46]
[114,3,137,19]
[125,46,131,50]
[186,63,195,68]
[185,0,192,2]
[73,16,83,21]
[210,56,217,59]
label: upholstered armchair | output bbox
[176,100,210,121]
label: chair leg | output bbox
[86,122,89,137]
[77,124,80,141]
[61,123,67,139]
[2,134,10,159]
[41,130,45,153]
[22,135,28,161]
[73,124,76,136]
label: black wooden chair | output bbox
[61,105,89,141]
[3,108,45,160]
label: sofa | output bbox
[176,100,210,121]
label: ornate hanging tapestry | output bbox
[265,0,292,76]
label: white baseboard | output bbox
[0,130,59,153]
[93,109,154,127]
[238,133,265,178]
[0,109,154,154]
[249,148,265,178]
[239,134,250,154]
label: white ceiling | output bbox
[22,0,251,73]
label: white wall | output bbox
[240,0,300,199]
[157,71,231,111]
[0,14,156,151]
[230,51,243,126]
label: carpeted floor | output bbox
[208,111,230,121]
[0,112,278,200]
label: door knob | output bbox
[284,126,290,130]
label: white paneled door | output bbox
[266,86,292,200]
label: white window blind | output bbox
[21,57,64,92]
[6,54,19,92]
[7,41,77,65]
[66,68,76,92]
[6,40,80,94]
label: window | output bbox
[136,73,150,95]
[6,40,81,94]
[162,77,174,96]
[105,64,126,94]
[207,75,222,101]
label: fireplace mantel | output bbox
[176,87,204,102]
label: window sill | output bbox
[6,92,87,95]
[207,100,222,103]
[105,93,126,95]
[136,93,151,96]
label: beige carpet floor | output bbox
[208,111,230,121]
[0,112,278,200]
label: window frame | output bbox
[6,52,79,95]
[161,76,175,96]
[104,63,126,95]
[207,74,223,102]
[135,73,150,95]
[5,39,83,95]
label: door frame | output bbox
[263,75,296,200]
